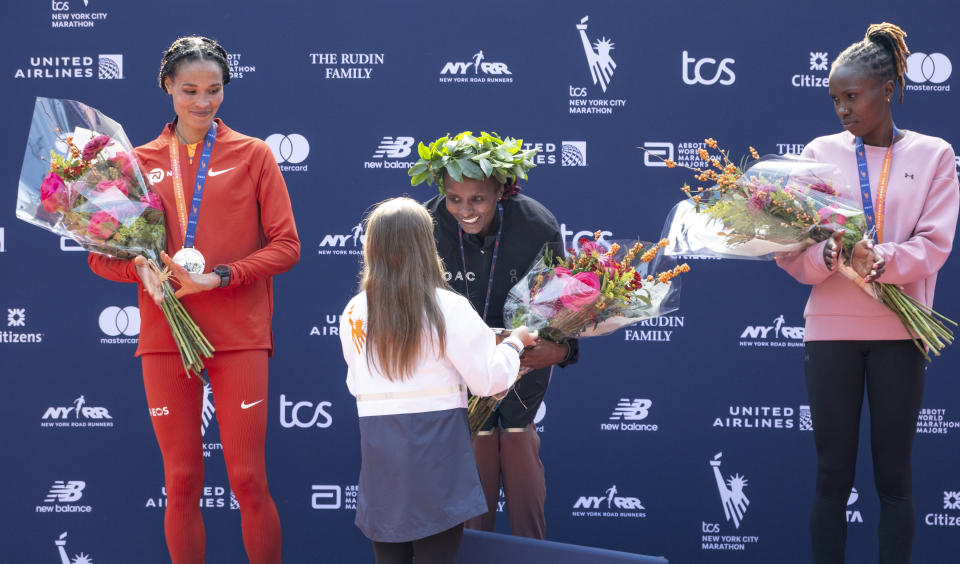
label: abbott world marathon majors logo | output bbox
[701,452,759,552]
[364,136,416,169]
[739,314,803,348]
[50,0,108,29]
[41,396,113,428]
[642,141,711,170]
[14,54,123,79]
[916,407,960,435]
[569,16,626,115]
[146,484,239,510]
[227,52,256,79]
[924,490,960,527]
[905,51,952,93]
[319,221,364,256]
[791,51,830,88]
[266,133,309,172]
[3,307,44,344]
[312,484,358,510]
[439,50,513,84]
[309,51,385,79]
[601,398,657,432]
[572,484,646,519]
[98,306,139,344]
[37,481,92,514]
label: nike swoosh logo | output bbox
[240,399,264,410]
[208,167,236,177]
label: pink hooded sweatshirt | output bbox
[776,130,959,341]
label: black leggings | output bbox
[371,524,463,564]
[804,340,925,564]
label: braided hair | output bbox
[158,36,231,92]
[833,23,910,103]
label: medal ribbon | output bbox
[169,122,218,246]
[854,125,897,243]
[458,203,504,321]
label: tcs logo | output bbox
[51,1,71,10]
[682,51,736,86]
[280,395,332,428]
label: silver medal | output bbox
[172,247,206,274]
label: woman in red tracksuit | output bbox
[88,36,299,564]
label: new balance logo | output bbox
[610,399,651,421]
[372,137,415,159]
[45,481,86,503]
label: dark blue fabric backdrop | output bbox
[3,1,959,562]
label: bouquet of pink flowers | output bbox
[467,234,690,436]
[652,139,954,360]
[17,97,213,378]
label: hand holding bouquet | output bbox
[17,97,214,378]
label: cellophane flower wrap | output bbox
[653,139,954,361]
[17,97,214,378]
[467,236,690,436]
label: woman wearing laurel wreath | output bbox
[88,36,299,564]
[339,197,536,563]
[775,23,958,564]
[411,132,579,539]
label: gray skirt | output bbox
[356,407,487,542]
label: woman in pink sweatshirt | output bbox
[776,23,959,564]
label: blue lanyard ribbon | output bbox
[854,125,897,242]
[458,203,504,321]
[183,123,218,248]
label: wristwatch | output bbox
[213,264,231,288]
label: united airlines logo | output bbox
[98,54,122,79]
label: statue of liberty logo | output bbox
[200,384,215,437]
[576,16,616,92]
[55,532,93,564]
[710,452,750,529]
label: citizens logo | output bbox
[601,398,658,432]
[569,16,626,115]
[54,531,92,564]
[905,52,952,92]
[309,314,341,337]
[146,484,238,510]
[712,405,797,431]
[50,0,108,30]
[364,136,416,170]
[2,306,43,345]
[311,484,358,510]
[41,395,113,428]
[265,134,310,172]
[98,306,139,344]
[791,51,830,88]
[917,407,960,435]
[739,314,803,348]
[682,50,736,86]
[37,481,92,514]
[318,221,364,256]
[624,315,685,343]
[227,52,256,79]
[308,52,385,79]
[439,50,513,84]
[571,484,646,519]
[700,452,760,552]
[923,490,960,527]
[280,395,333,429]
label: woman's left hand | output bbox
[519,339,569,371]
[850,240,885,283]
[160,251,221,299]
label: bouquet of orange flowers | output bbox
[652,138,954,360]
[467,233,690,435]
[17,97,214,378]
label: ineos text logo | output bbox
[265,134,310,164]
[682,51,735,86]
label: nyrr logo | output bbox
[571,484,646,518]
[54,531,92,564]
[98,306,139,344]
[602,399,658,432]
[2,307,44,344]
[439,50,513,84]
[41,395,113,428]
[265,134,310,172]
[905,52,952,92]
[311,484,358,510]
[309,314,341,337]
[364,136,416,170]
[924,490,960,527]
[791,51,830,88]
[318,222,364,256]
[682,50,736,86]
[569,16,626,115]
[739,314,804,348]
[280,395,333,429]
[37,481,92,514]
